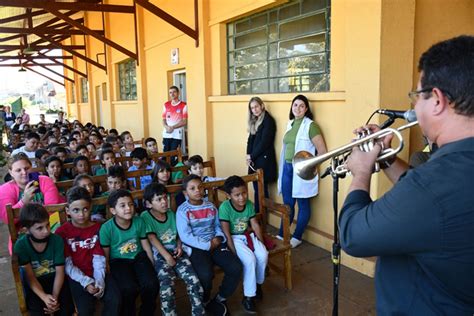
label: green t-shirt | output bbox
[13,234,65,278]
[219,200,255,235]
[283,118,321,162]
[99,216,146,260]
[171,162,185,183]
[141,210,177,252]
[95,167,107,176]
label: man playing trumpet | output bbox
[339,35,474,315]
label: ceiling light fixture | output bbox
[18,67,27,72]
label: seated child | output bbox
[89,133,102,149]
[176,175,242,316]
[56,187,120,315]
[144,137,159,155]
[86,142,97,160]
[141,183,204,315]
[45,155,70,183]
[187,154,224,200]
[104,135,121,157]
[106,165,128,193]
[76,145,90,160]
[128,147,153,190]
[53,146,71,163]
[73,155,91,176]
[73,174,105,222]
[95,149,116,176]
[67,137,79,154]
[119,131,135,157]
[99,189,159,315]
[13,203,74,315]
[152,160,185,207]
[219,176,268,313]
[35,148,50,168]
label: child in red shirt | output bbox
[56,186,120,315]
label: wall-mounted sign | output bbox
[171,48,179,65]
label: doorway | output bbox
[173,70,187,156]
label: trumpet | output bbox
[293,121,419,179]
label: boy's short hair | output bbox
[67,186,92,205]
[108,189,132,208]
[71,130,81,138]
[86,142,96,149]
[26,132,40,141]
[37,126,47,135]
[182,174,202,190]
[100,149,114,161]
[76,144,88,153]
[19,203,49,228]
[109,128,118,135]
[143,182,167,203]
[120,131,131,139]
[35,148,49,160]
[53,146,67,155]
[67,137,77,146]
[44,155,62,168]
[223,175,246,194]
[145,137,157,145]
[108,165,126,181]
[73,155,89,167]
[73,174,94,187]
[169,85,179,92]
[130,147,148,160]
[186,155,204,168]
[105,135,117,144]
[101,143,113,151]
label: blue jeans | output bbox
[279,162,312,240]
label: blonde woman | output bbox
[246,97,277,212]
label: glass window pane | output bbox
[269,60,278,76]
[278,77,290,93]
[279,13,326,40]
[279,54,327,76]
[309,73,330,92]
[235,29,266,49]
[269,24,278,41]
[269,42,278,59]
[302,0,327,12]
[235,20,250,34]
[279,3,300,20]
[269,11,277,23]
[270,78,279,93]
[279,34,326,58]
[252,79,269,93]
[235,45,267,66]
[235,62,267,80]
[236,81,251,94]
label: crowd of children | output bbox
[3,117,270,316]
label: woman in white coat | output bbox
[277,95,327,248]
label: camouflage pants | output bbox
[155,254,205,316]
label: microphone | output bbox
[377,109,417,122]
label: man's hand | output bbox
[352,124,393,150]
[346,144,381,178]
[165,125,174,133]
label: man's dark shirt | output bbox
[339,137,474,315]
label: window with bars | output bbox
[118,59,137,101]
[80,78,88,103]
[227,0,331,95]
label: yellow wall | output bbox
[64,0,473,277]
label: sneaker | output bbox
[290,237,302,248]
[206,297,228,316]
[242,296,257,314]
[256,284,263,300]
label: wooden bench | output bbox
[6,169,291,315]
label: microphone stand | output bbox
[321,158,345,316]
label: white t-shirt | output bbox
[12,146,37,167]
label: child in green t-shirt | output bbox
[141,183,204,315]
[99,189,158,315]
[219,176,268,314]
[13,203,74,315]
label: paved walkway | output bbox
[0,223,375,315]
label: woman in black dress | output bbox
[246,97,277,212]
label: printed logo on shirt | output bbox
[119,239,138,255]
[31,259,55,277]
[233,218,249,233]
[160,229,175,244]
[67,235,99,252]
[186,208,216,221]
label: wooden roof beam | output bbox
[37,51,88,78]
[0,26,104,36]
[0,9,48,25]
[0,55,73,60]
[135,0,199,47]
[0,1,135,13]
[22,65,65,86]
[0,44,85,50]
[26,59,74,84]
[47,8,137,60]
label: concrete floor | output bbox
[0,223,376,315]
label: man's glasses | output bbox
[408,88,433,104]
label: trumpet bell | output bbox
[293,150,318,180]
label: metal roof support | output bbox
[46,8,137,60]
[0,9,47,25]
[135,0,199,47]
[37,52,88,79]
[0,26,104,36]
